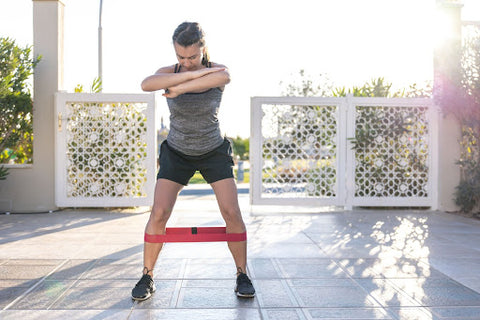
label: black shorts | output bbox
[156,138,234,185]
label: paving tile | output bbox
[47,259,96,280]
[160,242,232,259]
[453,277,480,293]
[427,306,480,318]
[0,310,131,320]
[153,258,187,279]
[80,261,139,280]
[182,279,233,288]
[0,264,58,280]
[421,244,480,259]
[336,258,383,278]
[129,308,262,320]
[370,258,444,279]
[0,244,88,260]
[51,286,135,310]
[255,279,297,307]
[183,258,236,279]
[250,229,314,244]
[277,258,349,279]
[261,308,305,320]
[384,307,440,320]
[73,279,138,288]
[249,258,280,279]
[2,259,65,266]
[0,286,29,309]
[0,279,38,288]
[74,244,143,260]
[177,287,258,308]
[9,280,74,310]
[2,200,480,317]
[356,278,420,307]
[290,285,380,308]
[307,307,393,319]
[249,243,327,258]
[390,278,480,307]
[289,278,359,287]
[407,285,480,307]
[427,257,480,280]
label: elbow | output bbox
[222,71,231,85]
[141,80,154,92]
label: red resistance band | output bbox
[144,227,247,243]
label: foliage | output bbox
[333,77,432,98]
[0,37,41,179]
[280,69,333,97]
[74,77,102,93]
[230,136,249,160]
[435,27,480,213]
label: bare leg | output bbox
[210,178,247,275]
[143,178,184,277]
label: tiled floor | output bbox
[1,188,480,319]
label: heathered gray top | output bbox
[166,87,224,156]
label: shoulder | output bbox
[209,62,228,69]
[155,64,177,74]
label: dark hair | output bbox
[172,22,210,66]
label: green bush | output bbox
[0,37,41,179]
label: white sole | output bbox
[132,288,156,301]
[235,291,255,298]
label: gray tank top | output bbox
[166,64,224,156]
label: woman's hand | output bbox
[162,87,181,98]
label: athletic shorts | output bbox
[156,138,234,185]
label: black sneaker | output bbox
[235,272,255,298]
[131,274,156,301]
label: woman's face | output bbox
[174,42,204,71]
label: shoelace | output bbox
[237,273,252,285]
[136,274,152,288]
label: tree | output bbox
[230,136,249,160]
[280,69,333,97]
[0,37,41,179]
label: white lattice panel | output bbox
[347,97,437,207]
[251,96,437,209]
[250,97,346,205]
[55,93,156,207]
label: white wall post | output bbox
[0,0,64,212]
[434,0,463,212]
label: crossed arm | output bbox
[141,64,230,98]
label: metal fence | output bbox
[250,96,438,209]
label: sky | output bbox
[1,0,480,138]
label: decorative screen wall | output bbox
[251,96,437,208]
[55,93,156,207]
[353,105,430,198]
[250,97,347,206]
[260,104,339,198]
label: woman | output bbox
[131,22,255,301]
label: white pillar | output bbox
[0,0,64,212]
[434,0,463,212]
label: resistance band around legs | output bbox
[145,227,246,243]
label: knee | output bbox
[149,206,172,226]
[221,206,243,224]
